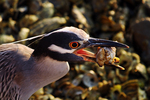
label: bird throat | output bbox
[20,56,70,99]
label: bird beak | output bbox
[73,37,129,63]
[80,38,129,48]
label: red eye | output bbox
[69,41,80,49]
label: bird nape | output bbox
[0,26,129,100]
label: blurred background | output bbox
[0,0,150,100]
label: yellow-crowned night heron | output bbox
[0,27,128,100]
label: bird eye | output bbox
[69,41,80,49]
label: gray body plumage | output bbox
[0,43,69,100]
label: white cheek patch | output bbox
[48,44,75,54]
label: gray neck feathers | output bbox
[19,56,69,99]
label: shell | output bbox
[29,17,67,36]
[28,0,41,14]
[83,70,99,87]
[72,74,83,86]
[122,79,139,99]
[72,5,90,29]
[18,28,30,44]
[113,31,125,43]
[121,79,147,99]
[0,34,15,44]
[97,80,111,96]
[134,63,148,80]
[37,1,54,19]
[19,15,39,28]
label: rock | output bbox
[129,17,150,66]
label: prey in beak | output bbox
[73,38,129,70]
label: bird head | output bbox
[32,27,128,63]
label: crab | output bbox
[96,47,125,70]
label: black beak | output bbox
[74,38,129,70]
[79,38,129,49]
